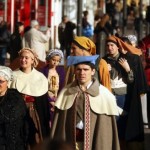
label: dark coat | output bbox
[0,89,27,150]
[34,94,50,138]
[25,93,50,147]
[103,52,148,141]
[64,21,76,46]
[10,32,23,62]
[125,52,148,141]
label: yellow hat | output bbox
[73,36,96,55]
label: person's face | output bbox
[48,55,61,68]
[19,25,24,33]
[63,17,68,23]
[35,25,40,30]
[106,42,119,57]
[19,51,34,70]
[71,43,91,56]
[75,64,95,85]
[0,77,8,96]
[71,43,83,56]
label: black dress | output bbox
[103,52,148,141]
[0,89,28,150]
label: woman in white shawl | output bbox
[10,47,50,149]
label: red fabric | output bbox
[76,128,84,142]
[22,0,30,27]
[84,94,90,149]
[139,35,150,53]
[145,68,150,86]
[24,95,35,103]
[139,35,150,68]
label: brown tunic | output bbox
[51,79,120,150]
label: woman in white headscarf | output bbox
[0,66,27,150]
[10,48,50,148]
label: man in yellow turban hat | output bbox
[65,36,111,91]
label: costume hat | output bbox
[67,55,99,66]
[73,36,96,55]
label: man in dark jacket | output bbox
[58,16,76,57]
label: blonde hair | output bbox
[18,47,39,67]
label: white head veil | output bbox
[0,66,13,81]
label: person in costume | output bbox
[0,66,28,150]
[138,34,150,127]
[121,35,149,128]
[124,34,137,48]
[65,36,111,91]
[10,48,50,149]
[103,35,147,150]
[50,55,121,150]
[40,49,65,127]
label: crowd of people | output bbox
[0,4,150,150]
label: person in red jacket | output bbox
[139,34,150,127]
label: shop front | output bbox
[0,0,52,33]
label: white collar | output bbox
[87,81,93,89]
[10,68,48,96]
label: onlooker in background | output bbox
[134,12,140,41]
[58,16,68,52]
[94,14,101,28]
[0,66,28,150]
[40,49,65,127]
[82,10,93,38]
[106,0,117,29]
[9,22,24,62]
[63,19,76,57]
[94,14,113,37]
[24,25,31,33]
[10,48,50,149]
[114,0,123,27]
[94,14,113,55]
[106,0,116,17]
[114,26,121,38]
[127,9,135,30]
[0,21,11,65]
[23,20,51,62]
